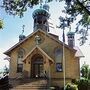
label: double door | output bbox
[33,63,43,78]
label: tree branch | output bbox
[76,0,90,15]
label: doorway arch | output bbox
[31,54,44,78]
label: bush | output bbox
[65,83,78,90]
[76,78,89,90]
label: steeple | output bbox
[19,25,26,42]
[67,31,75,48]
[32,3,50,32]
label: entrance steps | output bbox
[10,79,50,90]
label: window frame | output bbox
[54,48,63,72]
[17,48,25,73]
[56,63,63,72]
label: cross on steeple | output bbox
[40,0,43,8]
[19,25,26,42]
[22,25,25,35]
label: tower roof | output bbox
[67,32,75,35]
[19,34,26,39]
[32,8,50,18]
[32,4,50,32]
[43,4,50,11]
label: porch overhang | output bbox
[23,46,54,63]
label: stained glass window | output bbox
[55,48,62,63]
[56,63,62,72]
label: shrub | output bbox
[65,83,78,90]
[76,78,89,90]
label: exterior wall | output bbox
[9,49,18,78]
[65,50,80,79]
[23,57,31,78]
[8,31,80,87]
[51,78,71,87]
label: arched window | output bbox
[17,48,25,72]
[55,48,62,63]
[55,48,63,72]
[37,16,42,24]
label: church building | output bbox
[4,4,83,89]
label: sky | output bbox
[0,1,90,70]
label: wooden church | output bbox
[4,4,83,89]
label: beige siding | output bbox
[8,31,80,87]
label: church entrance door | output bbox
[31,54,44,78]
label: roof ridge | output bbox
[4,29,76,56]
[23,45,54,63]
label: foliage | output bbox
[1,0,90,22]
[0,19,3,29]
[75,78,90,90]
[1,0,52,18]
[0,75,9,89]
[61,0,90,45]
[72,64,90,90]
[65,83,78,90]
[3,65,9,75]
[64,0,90,25]
[1,0,39,18]
[81,63,90,79]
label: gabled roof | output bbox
[74,46,84,58]
[23,46,54,63]
[4,29,76,56]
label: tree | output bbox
[3,65,9,75]
[1,0,89,17]
[0,19,3,29]
[1,0,89,24]
[0,0,42,29]
[65,83,78,90]
[76,78,89,90]
[64,0,90,45]
[81,63,90,79]
[72,63,90,90]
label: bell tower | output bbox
[32,4,50,32]
[67,31,75,48]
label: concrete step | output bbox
[10,85,49,90]
[10,79,49,90]
[10,87,49,89]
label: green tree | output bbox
[88,68,90,80]
[0,19,3,29]
[77,78,89,90]
[58,0,90,45]
[72,63,90,90]
[3,65,9,75]
[65,83,78,90]
[1,0,89,23]
[81,63,90,79]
